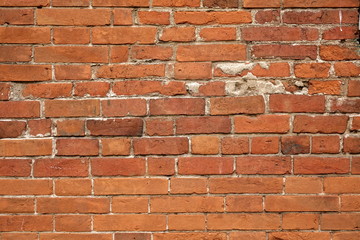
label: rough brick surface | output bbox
[0,0,358,238]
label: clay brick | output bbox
[0,198,34,213]
[93,0,149,6]
[191,136,220,154]
[226,196,263,212]
[312,136,340,154]
[294,115,348,133]
[87,119,143,136]
[255,10,280,23]
[334,62,360,77]
[52,0,89,6]
[197,82,226,96]
[283,0,359,8]
[55,65,91,80]
[112,197,148,213]
[153,0,200,7]
[0,65,51,82]
[34,158,89,177]
[203,0,238,8]
[0,159,32,177]
[168,215,205,230]
[94,215,166,231]
[56,120,85,136]
[110,46,129,63]
[23,83,72,99]
[0,179,52,195]
[151,196,224,213]
[209,177,283,193]
[174,62,212,80]
[323,26,359,40]
[251,136,279,154]
[210,96,265,115]
[175,11,251,25]
[270,94,325,113]
[237,156,291,174]
[352,117,360,131]
[178,157,234,175]
[75,82,110,97]
[321,214,360,230]
[134,137,188,155]
[176,116,231,134]
[324,177,360,193]
[97,64,165,78]
[234,115,289,133]
[131,46,173,60]
[37,9,110,25]
[344,137,360,153]
[0,83,10,100]
[55,179,92,196]
[113,80,186,96]
[138,11,170,25]
[330,98,360,113]
[0,139,52,157]
[341,195,360,211]
[115,233,151,240]
[37,198,109,213]
[92,158,145,176]
[148,158,175,175]
[40,233,112,240]
[283,10,358,24]
[320,45,360,61]
[55,215,91,232]
[146,118,174,136]
[92,27,156,44]
[252,44,317,60]
[45,99,100,117]
[0,27,50,44]
[53,27,90,44]
[0,0,49,6]
[281,136,310,155]
[348,80,360,96]
[101,138,131,156]
[282,213,319,230]
[229,233,266,240]
[0,46,32,62]
[295,63,331,78]
[154,233,226,240]
[243,0,280,7]
[177,44,247,61]
[160,27,196,42]
[102,99,146,117]
[0,121,26,138]
[242,27,318,41]
[269,233,330,240]
[309,80,341,95]
[285,177,323,194]
[333,232,360,240]
[56,139,99,156]
[0,9,33,25]
[170,178,207,194]
[221,137,249,154]
[94,178,168,195]
[150,98,205,116]
[114,9,133,25]
[200,27,236,41]
[0,216,52,231]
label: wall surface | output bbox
[0,0,360,239]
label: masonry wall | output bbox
[0,0,360,239]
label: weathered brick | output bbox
[281,136,310,155]
[236,156,291,174]
[284,0,359,8]
[168,215,205,230]
[0,0,49,6]
[191,136,220,154]
[37,9,110,25]
[0,179,52,195]
[0,9,33,25]
[101,138,131,156]
[113,80,186,96]
[176,116,231,134]
[330,98,360,113]
[93,0,149,6]
[112,197,148,213]
[131,46,173,61]
[234,115,289,133]
[294,115,348,133]
[320,45,360,61]
[210,96,265,115]
[55,65,91,80]
[92,158,145,176]
[56,139,99,156]
[0,27,50,44]
[97,64,165,78]
[210,177,283,193]
[94,215,166,231]
[45,100,100,117]
[150,98,205,116]
[55,179,91,196]
[174,62,212,80]
[0,65,51,82]
[308,80,341,95]
[252,44,317,60]
[34,158,89,177]
[87,119,143,136]
[175,11,251,25]
[0,216,52,231]
[221,137,249,154]
[92,27,157,44]
[285,177,323,194]
[295,63,331,78]
[177,44,246,61]
[200,27,236,41]
[148,158,175,175]
[178,157,233,175]
[243,0,280,7]
[0,159,32,177]
[0,139,52,157]
[53,27,90,44]
[270,94,325,113]
[0,121,26,138]
[160,27,195,42]
[0,198,34,213]
[55,215,91,232]
[37,198,109,213]
[134,137,188,155]
[294,157,350,174]
[243,27,318,41]
[204,0,238,8]
[22,83,72,99]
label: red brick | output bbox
[0,121,26,138]
[0,198,34,213]
[0,46,31,62]
[270,94,325,113]
[168,215,205,230]
[237,156,291,175]
[210,96,265,115]
[138,11,170,25]
[309,80,341,95]
[97,64,165,78]
[0,9,33,25]
[75,82,109,97]
[200,27,236,41]
[34,158,89,177]
[0,83,10,100]
[226,196,263,212]
[174,62,212,80]
[252,44,317,60]
[154,233,226,240]
[55,65,91,80]
[283,10,359,24]
[330,98,360,113]
[40,233,112,240]
[101,138,131,156]
[269,233,330,240]
[0,179,52,195]
[37,198,109,213]
[1,233,38,240]
[53,0,89,6]
[55,179,91,196]
[56,120,85,136]
[0,27,50,44]
[148,157,175,175]
[113,80,186,96]
[204,0,238,8]
[178,157,233,175]
[115,233,151,240]
[175,11,251,25]
[255,10,280,23]
[221,137,249,154]
[295,63,331,78]
[114,9,133,25]
[229,232,266,240]
[284,0,359,8]
[134,137,188,155]
[113,197,148,213]
[323,26,359,40]
[131,46,173,60]
[251,136,279,154]
[37,9,110,25]
[92,27,156,44]
[94,178,168,195]
[324,177,360,193]
[283,213,319,230]
[294,157,349,174]
[285,177,323,194]
[146,118,174,136]
[191,136,220,154]
[352,117,360,131]
[281,136,310,155]
[54,27,90,44]
[333,232,360,240]
[0,65,51,82]
[151,196,223,213]
[243,0,280,7]
[45,99,100,117]
[344,137,360,153]
[110,46,129,63]
[341,195,360,211]
[28,118,52,136]
[0,0,49,6]
[87,119,143,136]
[23,83,72,99]
[0,139,52,157]
[94,215,166,231]
[334,62,360,77]
[150,98,204,116]
[93,0,149,6]
[35,46,108,63]
[348,80,360,96]
[243,27,318,41]
[56,139,99,156]
[0,101,40,118]
[312,136,340,154]
[210,177,283,193]
[177,44,246,61]
[170,178,207,194]
[234,115,289,133]
[55,215,91,232]
[0,216,52,231]
[197,82,226,96]
[320,45,360,61]
[0,159,31,177]
[322,214,360,230]
[160,27,196,42]
[92,158,145,176]
[294,115,348,133]
[102,99,146,117]
[176,116,231,134]
[207,213,280,230]
[153,0,199,7]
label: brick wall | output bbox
[0,0,359,239]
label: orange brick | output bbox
[37,197,109,213]
[0,198,34,213]
[45,99,100,117]
[131,46,172,60]
[93,27,156,44]
[0,216,52,231]
[0,9,33,25]
[178,157,234,175]
[243,0,280,7]
[294,115,348,133]
[94,215,166,231]
[56,139,99,156]
[40,233,112,240]
[55,215,91,232]
[0,159,32,177]
[0,121,26,138]
[114,8,133,25]
[295,63,331,78]
[138,11,170,25]
[0,65,51,82]
[0,179,52,195]
[134,137,188,155]
[55,179,92,196]
[324,177,360,193]
[170,178,207,194]
[37,9,111,25]
[148,157,175,175]
[150,98,205,116]
[210,177,283,193]
[251,136,279,154]
[55,65,91,80]
[270,94,325,113]
[226,196,263,212]
[269,232,330,240]
[174,62,212,80]
[146,118,174,136]
[309,80,341,95]
[93,0,149,6]
[284,0,359,7]
[282,213,319,230]
[53,27,90,44]
[53,0,89,6]
[0,46,32,62]
[56,120,85,136]
[211,96,265,115]
[285,177,323,194]
[97,64,165,78]
[200,27,236,41]
[175,11,251,25]
[322,214,360,230]
[221,137,249,154]
[243,27,318,41]
[160,27,196,42]
[294,157,349,174]
[177,44,246,61]
[0,27,50,44]
[92,158,145,176]
[23,83,72,99]
[234,115,289,133]
[168,215,206,230]
[236,156,291,174]
[112,197,148,213]
[0,0,49,6]
[191,136,219,154]
[0,139,52,157]
[75,82,110,97]
[34,158,89,177]
[101,138,131,156]
[153,0,200,7]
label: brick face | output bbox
[0,0,358,237]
